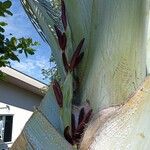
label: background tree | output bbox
[11,0,150,150]
[41,55,60,82]
[0,0,38,78]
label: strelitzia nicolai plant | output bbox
[11,0,150,150]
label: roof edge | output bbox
[0,67,48,96]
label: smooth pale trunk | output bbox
[146,2,150,73]
[65,0,148,111]
[81,76,150,150]
[79,0,147,111]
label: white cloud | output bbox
[12,60,35,73]
[11,56,50,82]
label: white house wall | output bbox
[0,80,42,147]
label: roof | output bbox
[0,66,48,96]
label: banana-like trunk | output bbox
[81,76,150,150]
[11,0,150,149]
[65,0,148,111]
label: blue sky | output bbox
[2,0,51,84]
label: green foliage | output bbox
[42,55,60,83]
[0,0,13,16]
[0,0,39,78]
[0,70,5,80]
[0,36,38,67]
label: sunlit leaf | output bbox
[0,22,7,26]
[3,0,12,9]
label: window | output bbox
[0,115,13,142]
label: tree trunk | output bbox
[11,0,150,149]
[65,0,147,111]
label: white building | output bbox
[0,67,47,147]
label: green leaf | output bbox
[0,33,5,41]
[24,50,28,57]
[9,52,20,62]
[33,41,39,46]
[61,73,73,129]
[3,0,12,9]
[0,71,6,80]
[0,22,7,26]
[10,37,17,46]
[0,27,5,33]
[0,56,9,67]
[5,10,13,16]
[25,48,35,55]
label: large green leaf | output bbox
[61,72,73,128]
[3,0,12,9]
